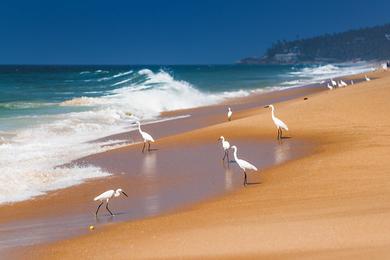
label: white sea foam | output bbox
[0,69,248,204]
[112,70,133,78]
[111,78,133,87]
[64,69,250,119]
[95,70,109,74]
[0,63,375,204]
[0,108,134,204]
[94,70,134,82]
[0,165,110,204]
[283,62,375,86]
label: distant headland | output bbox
[238,23,390,64]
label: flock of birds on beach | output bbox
[94,103,289,216]
[326,74,370,90]
[94,74,373,216]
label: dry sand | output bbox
[8,70,390,259]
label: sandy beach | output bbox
[0,81,320,250]
[4,69,390,259]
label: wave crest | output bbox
[62,69,249,119]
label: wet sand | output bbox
[7,68,390,259]
[0,83,319,252]
[0,139,312,250]
[6,69,390,259]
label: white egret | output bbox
[94,188,128,216]
[136,121,155,153]
[218,136,231,162]
[264,104,289,140]
[340,80,348,87]
[330,78,337,87]
[231,145,258,186]
[351,80,354,85]
[337,81,343,88]
[365,75,371,81]
[327,83,333,90]
[227,107,233,121]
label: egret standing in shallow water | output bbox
[327,83,333,90]
[227,107,233,121]
[94,188,128,216]
[365,75,371,81]
[231,145,258,186]
[218,136,230,162]
[264,104,289,140]
[136,121,155,153]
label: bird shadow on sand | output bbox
[94,211,127,220]
[94,214,113,220]
[144,148,159,152]
[246,182,261,186]
[277,136,291,143]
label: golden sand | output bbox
[8,70,390,259]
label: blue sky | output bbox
[0,0,389,64]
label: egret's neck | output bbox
[114,190,120,197]
[221,137,225,142]
[271,107,275,119]
[137,123,142,133]
[233,148,238,161]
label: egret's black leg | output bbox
[244,171,248,186]
[142,142,146,153]
[95,201,103,216]
[280,129,283,139]
[226,152,230,164]
[106,203,114,216]
[222,151,227,161]
[148,142,151,152]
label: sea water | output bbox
[0,62,375,204]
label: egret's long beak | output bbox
[122,191,129,197]
[264,105,269,108]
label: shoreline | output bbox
[3,68,389,258]
[0,79,323,252]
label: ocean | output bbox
[0,62,375,204]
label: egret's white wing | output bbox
[274,117,289,131]
[223,140,230,150]
[142,132,155,142]
[94,190,114,201]
[237,159,258,171]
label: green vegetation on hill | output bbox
[239,23,390,64]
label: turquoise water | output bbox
[0,63,375,204]
[0,63,374,123]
